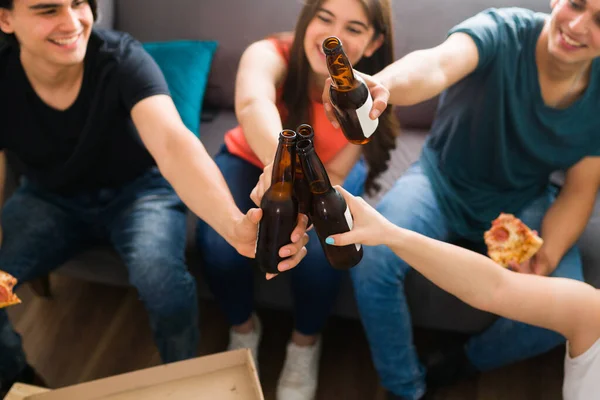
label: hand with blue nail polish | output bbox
[326,185,396,248]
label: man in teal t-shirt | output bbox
[322,1,600,399]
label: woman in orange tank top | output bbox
[196,1,399,398]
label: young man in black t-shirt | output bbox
[0,0,309,393]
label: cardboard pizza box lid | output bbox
[18,349,263,400]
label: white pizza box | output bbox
[6,349,263,400]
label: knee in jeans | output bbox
[128,256,197,315]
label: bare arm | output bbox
[234,39,288,165]
[328,186,600,358]
[385,226,600,356]
[375,32,479,106]
[538,157,600,269]
[322,32,480,125]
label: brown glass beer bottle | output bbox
[297,138,363,270]
[294,124,314,221]
[255,130,298,274]
[323,36,378,145]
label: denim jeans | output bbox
[350,162,583,399]
[0,167,199,384]
[196,146,367,335]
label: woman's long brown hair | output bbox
[279,0,399,195]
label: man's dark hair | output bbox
[0,0,98,46]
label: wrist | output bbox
[384,224,406,248]
[540,245,561,271]
[260,145,279,168]
[223,209,246,247]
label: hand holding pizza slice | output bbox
[0,270,22,309]
[484,213,544,268]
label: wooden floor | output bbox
[6,274,565,400]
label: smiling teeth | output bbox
[563,32,583,47]
[52,36,78,45]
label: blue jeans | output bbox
[0,167,199,383]
[351,163,583,399]
[196,146,366,335]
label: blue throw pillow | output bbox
[142,40,218,137]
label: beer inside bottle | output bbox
[294,124,314,221]
[323,36,378,145]
[256,130,298,274]
[297,138,363,270]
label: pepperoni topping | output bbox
[491,226,510,242]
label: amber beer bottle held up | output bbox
[255,130,298,274]
[294,124,314,221]
[297,139,363,270]
[323,36,378,145]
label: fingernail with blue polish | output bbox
[325,237,335,245]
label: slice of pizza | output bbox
[483,213,544,268]
[0,270,21,309]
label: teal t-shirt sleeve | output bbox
[447,8,503,72]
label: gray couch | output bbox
[27,0,600,333]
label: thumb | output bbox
[333,185,361,214]
[371,98,387,120]
[246,208,262,225]
[326,230,360,247]
[333,185,353,202]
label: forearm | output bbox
[236,98,282,165]
[385,224,505,312]
[158,134,244,245]
[540,187,597,266]
[374,49,447,107]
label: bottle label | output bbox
[356,93,378,138]
[343,205,361,251]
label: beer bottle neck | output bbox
[271,136,296,187]
[297,140,332,195]
[324,39,356,91]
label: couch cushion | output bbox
[364,128,428,205]
[143,40,218,137]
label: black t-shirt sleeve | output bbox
[117,34,171,111]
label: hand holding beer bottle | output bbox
[255,130,310,276]
[323,36,383,144]
[321,61,389,134]
[297,136,363,270]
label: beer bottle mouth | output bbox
[280,129,297,142]
[296,138,313,154]
[323,36,342,55]
[296,124,315,139]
